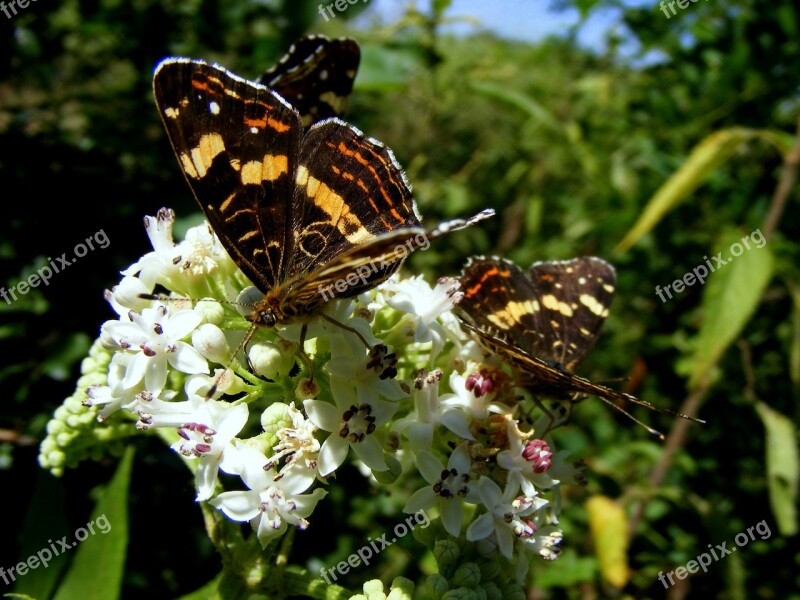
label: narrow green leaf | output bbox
[52,447,133,600]
[586,495,629,589]
[688,229,773,388]
[755,402,799,536]
[615,128,790,253]
[469,82,561,133]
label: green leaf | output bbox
[586,495,629,589]
[615,128,792,253]
[469,82,561,133]
[52,447,133,600]
[688,228,774,389]
[755,402,799,536]
[432,0,453,17]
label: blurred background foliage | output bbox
[1,0,798,597]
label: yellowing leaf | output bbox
[615,128,793,253]
[586,495,629,588]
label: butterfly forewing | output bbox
[154,59,300,291]
[259,35,360,127]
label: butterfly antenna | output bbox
[612,391,705,425]
[593,394,667,440]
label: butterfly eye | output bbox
[253,310,277,328]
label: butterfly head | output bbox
[246,295,285,328]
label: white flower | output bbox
[84,353,141,420]
[497,426,559,497]
[121,208,182,290]
[168,378,249,501]
[393,369,475,450]
[326,333,407,405]
[404,443,477,537]
[381,275,462,359]
[210,446,327,548]
[439,371,513,423]
[177,222,234,279]
[465,477,548,560]
[100,304,208,392]
[269,402,320,480]
[191,323,231,365]
[104,276,153,316]
[304,374,399,476]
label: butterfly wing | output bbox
[284,209,495,314]
[457,256,616,371]
[526,257,616,370]
[286,119,421,277]
[258,35,360,127]
[154,58,301,292]
[459,320,638,404]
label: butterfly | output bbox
[152,57,493,338]
[257,34,360,127]
[455,256,704,437]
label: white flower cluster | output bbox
[78,208,583,578]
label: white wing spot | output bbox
[209,101,220,115]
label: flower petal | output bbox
[317,435,348,477]
[168,341,209,375]
[209,490,260,521]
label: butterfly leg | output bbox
[319,312,371,348]
[297,322,315,381]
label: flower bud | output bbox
[249,341,294,379]
[192,323,230,364]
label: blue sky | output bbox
[353,0,651,53]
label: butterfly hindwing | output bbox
[525,257,616,370]
[289,119,421,278]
